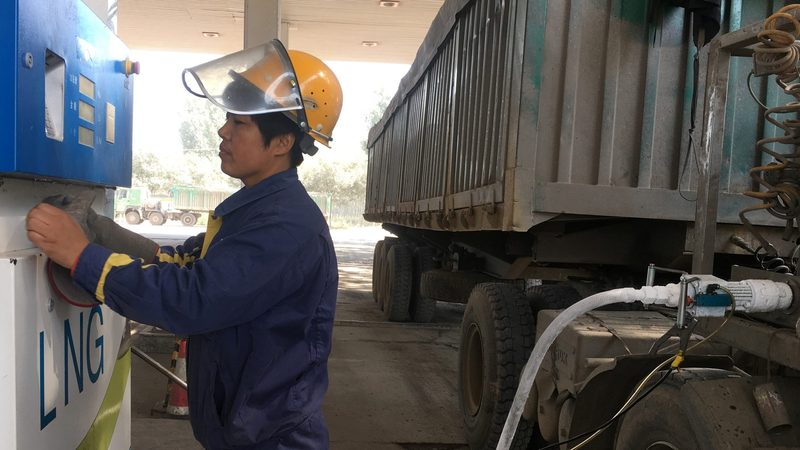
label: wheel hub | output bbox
[462,322,484,417]
[647,442,680,450]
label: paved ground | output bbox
[128,225,468,449]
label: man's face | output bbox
[217,113,291,187]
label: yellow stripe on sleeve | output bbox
[201,212,222,258]
[95,253,134,302]
[157,250,196,267]
[157,250,176,263]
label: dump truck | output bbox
[365,0,800,448]
[114,186,171,225]
[119,187,329,227]
[114,186,146,222]
[117,186,232,226]
[167,186,231,226]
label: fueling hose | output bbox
[496,278,793,450]
[497,289,638,449]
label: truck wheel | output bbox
[125,210,142,225]
[383,244,412,321]
[459,283,534,449]
[615,372,708,450]
[148,211,166,226]
[179,212,197,227]
[525,284,582,317]
[410,247,437,322]
[377,237,399,311]
[372,240,386,303]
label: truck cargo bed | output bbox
[365,0,786,237]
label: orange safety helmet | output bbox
[183,40,343,150]
[287,50,343,147]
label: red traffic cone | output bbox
[165,338,189,417]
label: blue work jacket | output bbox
[73,169,338,449]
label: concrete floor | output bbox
[129,226,468,449]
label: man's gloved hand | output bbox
[87,209,159,262]
[41,191,97,243]
[33,191,158,308]
[27,203,91,269]
[42,191,159,263]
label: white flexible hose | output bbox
[496,279,792,449]
[496,288,642,450]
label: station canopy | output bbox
[117,0,445,64]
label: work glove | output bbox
[41,191,97,242]
[87,210,159,262]
[41,192,100,307]
[42,192,160,307]
[43,191,159,262]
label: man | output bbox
[26,40,343,449]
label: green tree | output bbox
[298,88,393,227]
[367,90,392,128]
[177,97,240,191]
[183,153,241,191]
[179,97,225,158]
[360,89,393,154]
[132,150,241,194]
[132,86,392,203]
[132,151,183,194]
[301,159,366,204]
[132,96,240,195]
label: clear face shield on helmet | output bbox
[182,40,310,133]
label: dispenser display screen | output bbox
[0,0,133,186]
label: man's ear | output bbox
[269,133,295,157]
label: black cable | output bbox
[747,71,769,111]
[537,367,676,450]
[678,31,701,202]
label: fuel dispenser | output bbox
[0,0,135,448]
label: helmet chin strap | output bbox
[299,134,318,156]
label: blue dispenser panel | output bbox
[0,0,133,187]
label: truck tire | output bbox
[410,246,437,322]
[459,283,534,449]
[179,212,197,227]
[614,386,700,449]
[616,368,800,450]
[421,270,496,303]
[372,240,386,303]
[525,284,582,317]
[377,237,399,311]
[383,244,412,321]
[614,370,727,450]
[125,210,142,225]
[148,211,166,226]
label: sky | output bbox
[128,50,410,167]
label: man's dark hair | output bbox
[252,112,304,167]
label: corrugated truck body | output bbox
[365,0,784,235]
